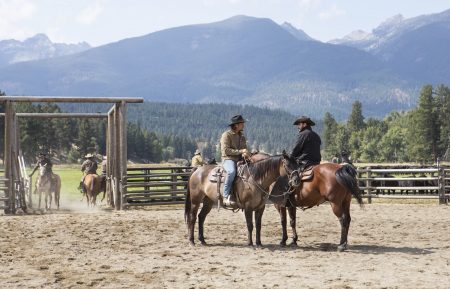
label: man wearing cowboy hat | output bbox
[291,116,321,167]
[191,149,205,167]
[220,114,250,206]
[29,151,53,178]
[269,116,321,202]
[79,153,98,193]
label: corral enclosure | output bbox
[0,203,449,288]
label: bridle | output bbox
[238,157,301,199]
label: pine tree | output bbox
[411,85,440,162]
[347,101,365,132]
[322,112,338,160]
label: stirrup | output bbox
[223,196,236,206]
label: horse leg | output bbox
[56,188,60,210]
[331,199,351,252]
[255,206,265,247]
[275,204,288,246]
[48,191,52,210]
[188,202,200,245]
[44,190,49,211]
[244,209,254,246]
[38,189,42,210]
[198,199,213,245]
[287,206,298,246]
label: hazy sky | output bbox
[1,0,450,46]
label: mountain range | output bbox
[1,10,450,119]
[0,34,90,67]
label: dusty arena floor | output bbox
[1,202,449,289]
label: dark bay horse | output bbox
[273,163,363,251]
[185,152,300,246]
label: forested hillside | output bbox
[322,84,450,163]
[1,97,317,164]
[61,102,319,160]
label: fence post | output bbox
[366,166,372,204]
[171,168,178,201]
[438,167,445,204]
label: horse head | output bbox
[39,163,51,176]
[281,150,301,189]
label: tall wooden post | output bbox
[4,101,15,214]
[114,103,121,210]
[107,106,115,208]
[118,101,127,210]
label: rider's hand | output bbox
[242,152,250,159]
[239,149,248,155]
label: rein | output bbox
[238,158,298,200]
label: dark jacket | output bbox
[30,157,53,176]
[291,126,321,165]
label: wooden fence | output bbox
[121,165,450,208]
[123,166,191,207]
[357,167,450,204]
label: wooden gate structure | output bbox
[0,96,143,214]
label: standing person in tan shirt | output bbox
[220,115,250,206]
[191,149,205,167]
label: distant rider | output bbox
[80,153,98,193]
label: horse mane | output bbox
[246,155,281,183]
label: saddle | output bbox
[208,165,246,184]
[208,166,227,183]
[300,165,315,181]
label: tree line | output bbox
[58,101,314,159]
[0,96,197,164]
[322,84,450,163]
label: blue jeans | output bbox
[222,159,236,198]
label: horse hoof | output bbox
[337,243,348,252]
[256,243,263,248]
[247,243,254,247]
[289,242,298,247]
[279,241,286,247]
[200,240,207,246]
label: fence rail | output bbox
[123,166,191,207]
[357,166,449,204]
[121,165,450,208]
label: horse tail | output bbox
[184,171,192,224]
[335,164,364,207]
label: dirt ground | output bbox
[1,202,449,289]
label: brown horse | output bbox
[272,163,363,251]
[185,152,301,246]
[83,174,104,207]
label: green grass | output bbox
[30,165,83,201]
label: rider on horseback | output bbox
[29,152,53,178]
[80,153,98,193]
[220,114,250,206]
[291,116,322,170]
[270,116,321,198]
[29,151,57,194]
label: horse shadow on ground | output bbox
[209,242,435,255]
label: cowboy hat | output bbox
[229,114,246,126]
[293,116,315,126]
[85,153,94,158]
[194,149,201,155]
